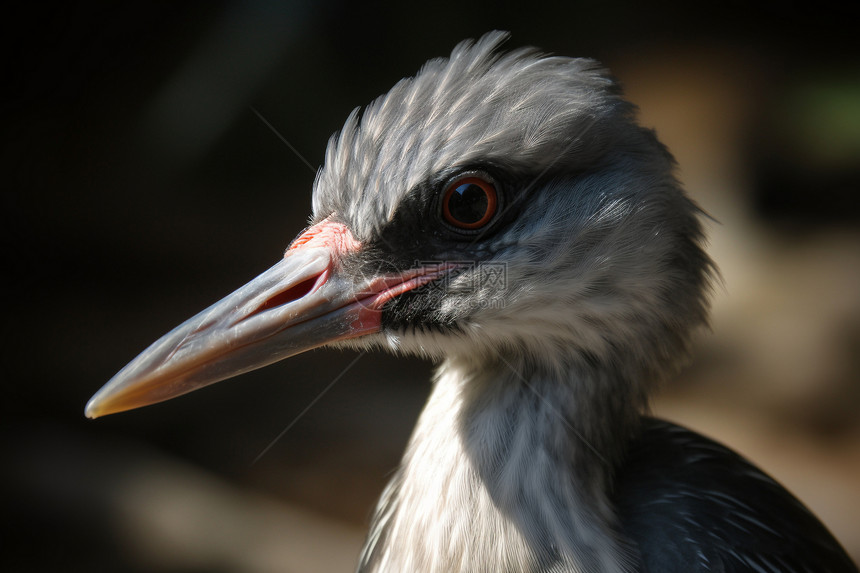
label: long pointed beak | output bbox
[86,220,452,418]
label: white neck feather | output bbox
[358,355,636,573]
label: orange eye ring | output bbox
[441,176,498,230]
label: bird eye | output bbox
[441,176,498,230]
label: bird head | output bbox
[86,32,713,419]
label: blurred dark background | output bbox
[4,1,859,571]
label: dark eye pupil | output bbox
[447,183,488,224]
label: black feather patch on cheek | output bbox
[380,283,459,333]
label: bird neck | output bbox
[360,354,637,572]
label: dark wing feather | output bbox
[615,418,858,573]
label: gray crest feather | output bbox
[313,31,639,241]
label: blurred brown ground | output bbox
[4,2,859,571]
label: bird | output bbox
[86,32,858,573]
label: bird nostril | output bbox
[246,274,321,320]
